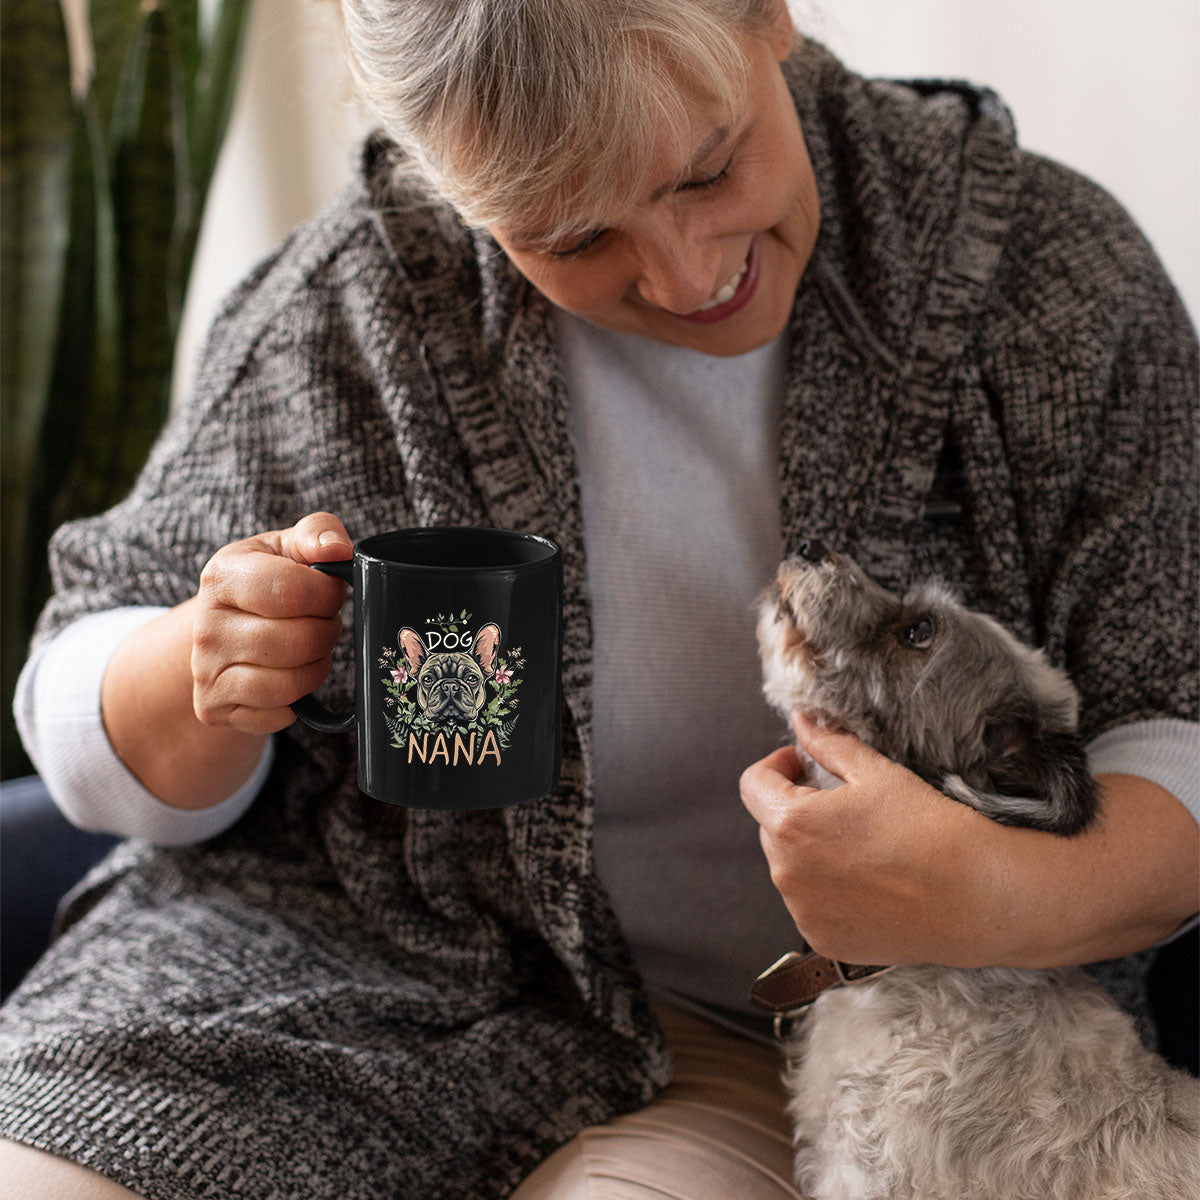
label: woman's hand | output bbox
[102,512,352,808]
[740,713,1199,969]
[741,714,1005,967]
[191,512,352,734]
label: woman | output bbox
[3,1,1196,1196]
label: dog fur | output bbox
[755,546,1198,1200]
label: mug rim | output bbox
[354,526,560,573]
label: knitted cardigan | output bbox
[1,41,1195,1200]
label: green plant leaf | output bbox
[0,0,76,771]
[2,0,255,780]
[1,0,75,515]
[164,0,200,119]
[23,92,110,607]
[96,4,188,509]
[89,0,144,145]
[41,84,121,542]
[178,0,251,275]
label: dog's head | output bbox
[398,623,501,724]
[756,541,1096,835]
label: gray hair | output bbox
[339,0,781,240]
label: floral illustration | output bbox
[380,612,525,758]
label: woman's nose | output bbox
[632,229,724,314]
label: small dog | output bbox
[755,540,1198,1200]
[398,623,500,723]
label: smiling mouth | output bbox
[676,236,761,325]
[698,260,749,310]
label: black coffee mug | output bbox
[292,527,563,810]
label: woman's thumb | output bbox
[284,512,352,564]
[791,711,885,783]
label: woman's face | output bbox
[488,22,819,357]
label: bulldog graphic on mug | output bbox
[398,621,500,723]
[383,611,525,767]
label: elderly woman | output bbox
[2,1,1196,1196]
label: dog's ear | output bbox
[472,623,501,674]
[398,628,427,673]
[942,722,1098,836]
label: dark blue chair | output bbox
[1,775,119,1000]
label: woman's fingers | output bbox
[190,513,352,731]
[192,609,343,671]
[194,656,336,729]
[198,541,347,620]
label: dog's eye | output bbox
[898,615,936,649]
[465,674,478,687]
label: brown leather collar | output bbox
[750,949,896,1016]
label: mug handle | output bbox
[290,559,356,733]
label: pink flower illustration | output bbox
[493,665,513,686]
[391,667,408,686]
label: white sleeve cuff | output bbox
[13,607,271,846]
[1086,718,1200,825]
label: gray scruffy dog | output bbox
[755,540,1198,1200]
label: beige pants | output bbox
[512,1002,804,1199]
[3,1003,802,1200]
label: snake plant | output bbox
[1,0,252,775]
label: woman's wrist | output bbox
[101,597,270,809]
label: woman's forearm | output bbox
[995,772,1199,967]
[741,719,1198,971]
[100,597,269,809]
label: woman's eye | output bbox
[549,228,607,258]
[544,153,735,257]
[678,157,733,193]
[898,615,936,649]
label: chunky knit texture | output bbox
[1,41,1195,1199]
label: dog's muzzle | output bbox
[426,679,483,720]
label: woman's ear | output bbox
[760,0,797,61]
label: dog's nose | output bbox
[796,537,830,563]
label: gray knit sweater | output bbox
[1,41,1195,1200]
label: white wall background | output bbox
[177,0,1200,404]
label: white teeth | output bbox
[696,260,748,311]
